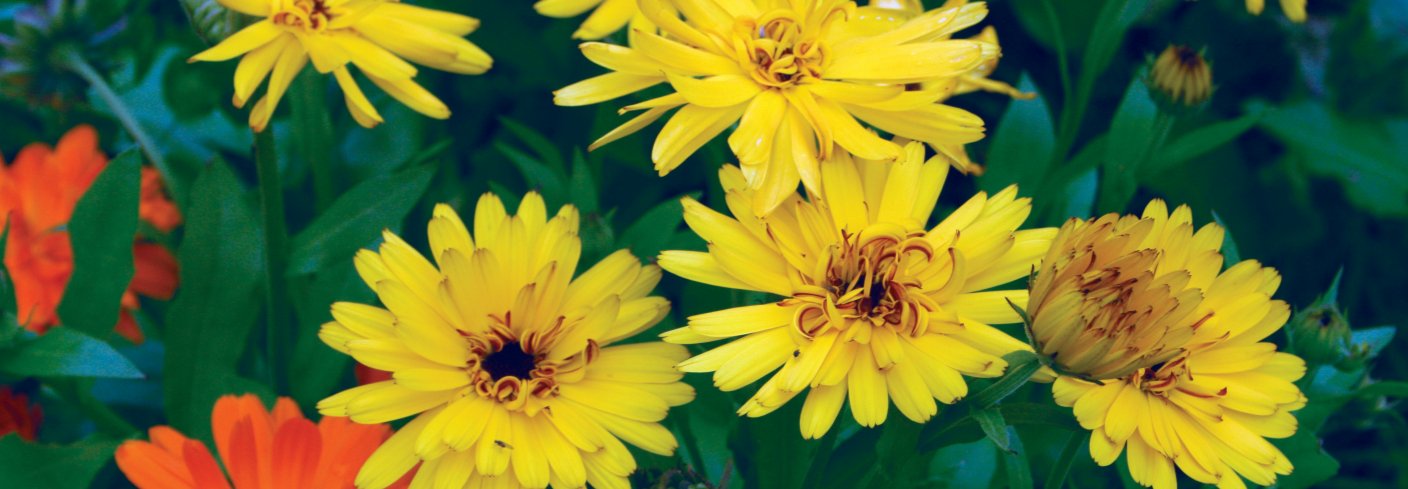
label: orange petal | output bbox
[182,440,233,489]
[272,417,322,488]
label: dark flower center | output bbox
[481,342,537,380]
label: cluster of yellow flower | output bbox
[95,0,1310,488]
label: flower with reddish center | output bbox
[0,386,43,441]
[115,394,410,488]
[0,125,180,343]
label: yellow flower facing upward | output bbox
[1033,201,1306,489]
[1246,0,1307,22]
[659,142,1056,438]
[1149,45,1212,108]
[318,193,692,489]
[535,0,640,40]
[191,0,492,131]
[555,0,1004,215]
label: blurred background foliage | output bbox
[1,0,1406,487]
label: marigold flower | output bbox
[190,0,492,131]
[659,142,1054,438]
[318,192,691,489]
[535,0,640,40]
[1149,45,1212,109]
[0,386,43,441]
[0,125,180,343]
[555,0,1005,214]
[1033,201,1306,489]
[116,394,409,489]
[1245,0,1307,22]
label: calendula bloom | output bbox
[190,0,492,131]
[318,193,692,489]
[535,0,640,40]
[116,394,410,489]
[0,125,180,343]
[0,386,43,441]
[1034,201,1306,489]
[1246,0,1306,22]
[556,0,1003,214]
[659,142,1055,438]
[1149,45,1212,108]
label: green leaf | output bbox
[0,328,143,378]
[729,399,816,489]
[569,151,600,215]
[286,165,435,276]
[178,0,254,45]
[1097,76,1158,213]
[500,117,566,171]
[0,436,121,488]
[981,75,1055,196]
[291,69,337,211]
[1271,429,1340,489]
[1259,102,1408,216]
[974,408,1011,452]
[620,198,685,261]
[1147,110,1261,176]
[288,262,369,408]
[998,427,1033,489]
[57,149,140,339]
[918,402,1079,452]
[1349,325,1396,358]
[1354,381,1408,399]
[1045,431,1087,489]
[163,161,265,439]
[497,142,567,205]
[971,351,1042,408]
[1211,211,1242,266]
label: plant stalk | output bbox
[254,129,290,395]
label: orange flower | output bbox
[0,125,181,343]
[0,386,43,441]
[116,394,412,489]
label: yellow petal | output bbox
[666,73,761,108]
[574,0,636,40]
[651,104,747,174]
[554,72,663,106]
[367,74,451,119]
[189,20,282,62]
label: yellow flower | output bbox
[535,0,640,40]
[1246,0,1307,22]
[317,193,692,489]
[1149,45,1212,108]
[190,0,492,131]
[555,0,1005,215]
[1033,201,1306,489]
[659,142,1055,438]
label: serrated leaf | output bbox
[286,165,434,276]
[57,149,140,339]
[163,161,264,439]
[0,328,142,378]
[0,436,121,488]
[981,75,1055,196]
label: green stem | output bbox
[1044,431,1087,489]
[291,71,336,212]
[1040,0,1073,116]
[254,130,290,395]
[60,49,181,201]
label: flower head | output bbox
[0,125,180,343]
[659,142,1054,437]
[190,0,492,131]
[0,0,124,109]
[0,386,43,441]
[116,394,409,489]
[1149,45,1212,109]
[317,193,691,489]
[1245,0,1307,22]
[1038,201,1306,489]
[556,0,1006,214]
[535,0,640,40]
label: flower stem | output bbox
[254,129,290,395]
[60,49,182,201]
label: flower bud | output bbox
[1149,45,1213,110]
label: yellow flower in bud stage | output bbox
[1033,201,1306,489]
[555,0,1005,215]
[659,141,1056,438]
[190,0,492,131]
[535,0,641,40]
[1149,45,1212,109]
[1246,0,1307,23]
[318,193,692,489]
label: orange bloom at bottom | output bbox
[0,386,43,441]
[0,125,181,343]
[116,394,411,489]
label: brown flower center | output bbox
[274,0,336,32]
[732,6,848,88]
[792,227,947,341]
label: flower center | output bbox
[732,6,848,88]
[792,228,943,341]
[1131,357,1192,396]
[481,342,537,381]
[274,0,336,32]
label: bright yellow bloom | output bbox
[659,142,1055,438]
[535,0,640,40]
[555,0,1006,214]
[1246,0,1307,22]
[318,193,692,489]
[1149,45,1212,108]
[1034,201,1306,489]
[191,0,492,131]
